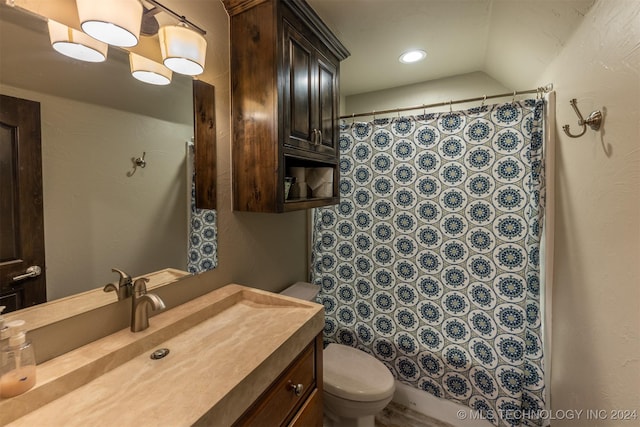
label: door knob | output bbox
[12,266,42,282]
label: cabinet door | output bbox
[233,342,317,426]
[284,23,315,151]
[315,54,338,156]
[283,23,336,158]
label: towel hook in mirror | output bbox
[563,98,602,138]
[127,152,147,177]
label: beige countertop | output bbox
[1,284,324,426]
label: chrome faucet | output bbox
[131,277,166,332]
[103,268,133,300]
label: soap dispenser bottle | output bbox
[0,320,36,398]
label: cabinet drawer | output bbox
[288,388,322,427]
[234,343,316,426]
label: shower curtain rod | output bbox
[339,83,554,119]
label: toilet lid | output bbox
[323,344,395,402]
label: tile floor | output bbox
[375,402,455,427]
[323,401,455,427]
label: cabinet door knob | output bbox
[290,382,304,397]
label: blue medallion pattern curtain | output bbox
[187,181,218,273]
[187,142,218,273]
[311,100,546,427]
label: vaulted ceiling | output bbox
[308,0,595,96]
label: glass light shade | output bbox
[129,53,172,85]
[48,20,108,63]
[158,25,207,76]
[76,0,142,47]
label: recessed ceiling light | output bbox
[399,49,427,64]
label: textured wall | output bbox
[538,0,640,422]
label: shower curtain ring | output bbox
[512,90,517,104]
[481,95,487,107]
[449,100,452,113]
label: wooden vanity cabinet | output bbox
[223,0,349,212]
[233,333,324,427]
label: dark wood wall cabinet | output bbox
[223,0,350,212]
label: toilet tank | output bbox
[279,282,320,301]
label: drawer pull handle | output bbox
[290,382,304,397]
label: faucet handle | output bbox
[133,277,150,295]
[111,268,132,287]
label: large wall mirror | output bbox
[0,3,217,312]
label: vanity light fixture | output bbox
[76,0,143,48]
[158,24,207,76]
[46,0,207,81]
[399,49,427,64]
[47,20,108,63]
[129,53,172,85]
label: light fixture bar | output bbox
[145,0,206,35]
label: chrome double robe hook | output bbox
[562,98,603,138]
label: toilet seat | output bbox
[323,344,395,402]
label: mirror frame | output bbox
[193,80,217,209]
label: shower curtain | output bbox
[311,99,548,427]
[187,141,218,273]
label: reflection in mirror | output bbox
[0,3,217,313]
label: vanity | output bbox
[0,284,324,426]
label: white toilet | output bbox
[280,282,396,427]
